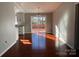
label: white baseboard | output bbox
[59,38,74,49]
[0,40,17,56]
[66,43,74,49]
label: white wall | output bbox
[0,3,18,56]
[53,3,75,48]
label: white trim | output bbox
[66,42,74,49]
[0,40,17,56]
[59,38,74,49]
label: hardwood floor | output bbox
[2,33,77,57]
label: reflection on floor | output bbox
[2,33,77,57]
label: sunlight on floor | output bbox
[20,39,32,45]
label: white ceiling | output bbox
[15,2,62,13]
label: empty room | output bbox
[0,2,79,57]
